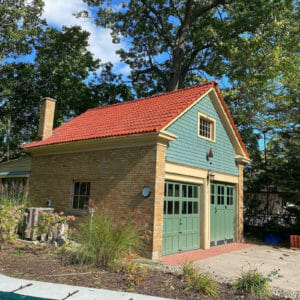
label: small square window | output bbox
[72,181,91,209]
[198,112,215,142]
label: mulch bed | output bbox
[0,241,283,300]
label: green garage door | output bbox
[210,182,235,246]
[162,181,200,255]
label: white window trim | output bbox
[198,112,216,142]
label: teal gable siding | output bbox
[165,94,239,176]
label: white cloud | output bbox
[42,0,125,65]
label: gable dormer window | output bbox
[198,112,216,142]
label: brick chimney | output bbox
[38,97,56,140]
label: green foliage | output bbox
[0,0,45,62]
[233,267,271,299]
[62,210,142,267]
[0,181,28,206]
[0,204,25,249]
[84,0,295,94]
[0,24,131,160]
[182,262,219,298]
[29,211,75,243]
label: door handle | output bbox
[215,207,217,213]
[179,231,182,234]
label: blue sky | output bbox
[41,0,130,75]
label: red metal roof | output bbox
[24,81,249,158]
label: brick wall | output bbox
[28,144,167,258]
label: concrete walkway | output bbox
[0,274,171,300]
[191,245,300,293]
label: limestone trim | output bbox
[200,178,210,249]
[165,161,239,184]
[235,155,251,165]
[25,131,177,156]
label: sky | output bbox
[42,0,130,75]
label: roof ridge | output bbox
[88,81,217,112]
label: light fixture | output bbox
[142,186,151,198]
[206,148,214,161]
[207,170,215,181]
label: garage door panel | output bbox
[163,181,200,255]
[210,182,235,246]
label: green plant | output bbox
[62,210,143,268]
[121,252,148,288]
[182,262,218,298]
[232,267,272,299]
[11,248,25,257]
[0,182,28,206]
[30,211,75,242]
[0,204,25,250]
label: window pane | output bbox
[188,186,193,198]
[174,201,180,214]
[194,186,198,198]
[175,184,180,197]
[80,182,87,195]
[182,185,187,197]
[193,202,198,214]
[211,194,214,204]
[164,183,167,196]
[74,182,80,195]
[188,202,193,214]
[78,196,85,209]
[182,201,187,214]
[167,201,173,214]
[211,184,214,194]
[168,184,173,197]
[86,182,91,196]
[163,201,167,214]
[73,196,79,209]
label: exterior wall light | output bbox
[142,186,151,198]
[207,170,215,181]
[206,148,214,161]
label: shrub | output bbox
[182,262,219,298]
[0,182,28,206]
[232,267,271,299]
[0,204,25,249]
[30,210,75,243]
[62,210,143,267]
[121,252,148,288]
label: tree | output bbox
[83,0,293,96]
[0,26,131,160]
[0,0,45,62]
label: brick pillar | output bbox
[152,143,167,259]
[38,97,56,140]
[236,164,244,242]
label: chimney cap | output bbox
[41,97,57,103]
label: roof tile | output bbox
[24,81,249,158]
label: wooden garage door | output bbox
[162,181,200,255]
[210,182,235,246]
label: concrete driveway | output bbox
[193,244,300,294]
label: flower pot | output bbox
[290,235,300,249]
